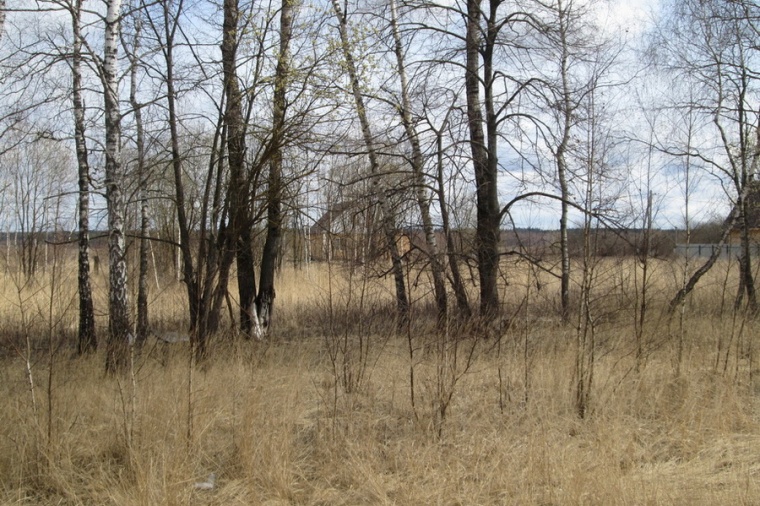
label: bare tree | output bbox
[530,0,606,321]
[464,0,500,322]
[330,0,409,328]
[430,107,473,318]
[140,0,201,340]
[4,0,112,356]
[462,0,540,324]
[124,9,150,344]
[103,0,132,373]
[71,0,96,354]
[220,0,260,341]
[3,137,71,278]
[550,0,575,322]
[656,0,760,312]
[257,0,295,333]
[388,0,448,325]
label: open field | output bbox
[1,256,760,504]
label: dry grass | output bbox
[1,256,760,504]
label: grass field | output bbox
[1,255,760,504]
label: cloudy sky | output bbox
[500,0,734,231]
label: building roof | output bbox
[310,199,360,234]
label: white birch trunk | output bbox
[389,0,447,323]
[330,0,409,327]
[103,0,131,372]
[72,0,97,354]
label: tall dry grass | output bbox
[1,255,760,504]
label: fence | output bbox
[673,243,760,259]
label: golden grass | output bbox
[1,256,760,504]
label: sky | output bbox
[0,0,733,235]
[498,0,733,232]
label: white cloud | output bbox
[597,0,659,35]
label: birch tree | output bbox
[331,0,410,328]
[71,0,96,354]
[103,0,131,372]
[124,10,149,344]
[656,0,760,312]
[530,0,613,321]
[389,0,448,324]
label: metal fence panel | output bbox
[673,244,760,259]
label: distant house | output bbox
[309,200,413,263]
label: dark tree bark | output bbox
[159,0,201,330]
[257,0,295,333]
[142,0,234,350]
[735,179,758,312]
[465,0,501,322]
[196,108,228,341]
[555,0,573,322]
[221,0,257,340]
[72,0,96,355]
[431,116,471,319]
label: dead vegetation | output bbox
[1,258,759,505]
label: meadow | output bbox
[1,251,760,505]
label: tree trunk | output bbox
[257,0,295,333]
[127,17,150,345]
[556,0,572,322]
[103,0,131,373]
[159,0,200,332]
[465,0,500,322]
[433,119,471,318]
[221,0,256,339]
[331,0,409,328]
[736,192,758,311]
[72,0,96,355]
[390,0,447,325]
[196,108,227,343]
[236,230,257,335]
